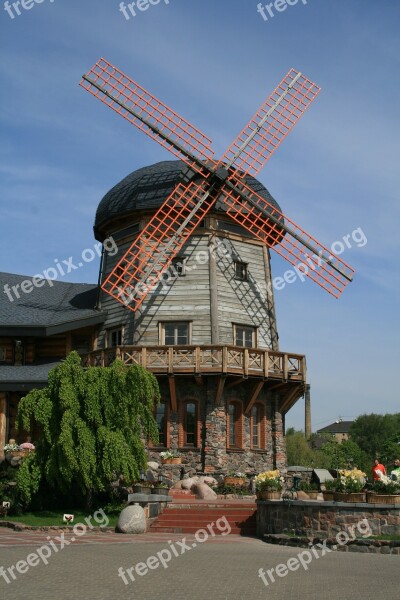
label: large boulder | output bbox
[147,461,159,471]
[181,477,196,490]
[116,505,146,534]
[192,482,218,500]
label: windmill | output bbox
[80,59,354,312]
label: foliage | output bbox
[215,483,251,496]
[15,352,160,509]
[298,480,319,492]
[3,443,19,452]
[255,470,284,491]
[160,450,180,459]
[371,479,400,495]
[285,429,320,467]
[336,468,366,493]
[317,439,369,472]
[324,479,337,491]
[226,471,246,478]
[349,413,400,460]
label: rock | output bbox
[146,469,157,483]
[202,476,218,487]
[192,482,218,500]
[182,477,196,490]
[171,480,185,489]
[147,461,159,471]
[116,505,146,534]
[10,457,23,467]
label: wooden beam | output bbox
[280,385,303,413]
[226,378,246,389]
[215,377,226,405]
[245,381,264,415]
[168,377,177,412]
[266,382,287,392]
[194,375,204,386]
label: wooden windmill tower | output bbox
[81,59,354,475]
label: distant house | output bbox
[316,421,353,443]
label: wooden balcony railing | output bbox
[82,346,306,382]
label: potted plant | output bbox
[298,480,319,499]
[224,471,247,487]
[160,450,181,464]
[151,482,170,497]
[322,479,336,501]
[334,468,366,502]
[131,481,153,494]
[3,442,28,458]
[255,470,284,500]
[367,478,400,504]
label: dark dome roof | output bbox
[94,160,282,241]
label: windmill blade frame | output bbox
[219,69,321,178]
[80,58,215,176]
[102,178,217,311]
[221,176,355,298]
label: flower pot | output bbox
[259,490,281,500]
[307,491,319,500]
[8,450,30,458]
[224,476,246,487]
[132,484,152,494]
[151,487,169,496]
[161,457,181,465]
[322,491,335,501]
[334,492,366,503]
[367,494,400,505]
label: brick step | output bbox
[156,514,256,522]
[150,525,256,535]
[163,507,256,514]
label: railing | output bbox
[82,346,306,381]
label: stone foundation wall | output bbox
[257,500,400,538]
[147,377,285,477]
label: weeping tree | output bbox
[16,352,160,509]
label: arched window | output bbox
[250,403,266,450]
[179,400,200,448]
[227,400,243,449]
[150,400,170,448]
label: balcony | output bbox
[82,345,306,383]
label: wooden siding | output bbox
[216,237,273,349]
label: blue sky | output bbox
[1,0,399,431]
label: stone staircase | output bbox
[150,500,257,536]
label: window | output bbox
[0,346,6,362]
[161,322,191,345]
[250,403,266,449]
[234,261,248,281]
[233,324,257,348]
[171,256,188,277]
[153,401,169,448]
[179,400,200,447]
[227,400,243,449]
[108,328,122,347]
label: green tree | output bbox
[16,352,160,509]
[317,439,369,473]
[285,429,319,467]
[349,413,400,460]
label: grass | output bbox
[0,510,118,527]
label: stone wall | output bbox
[147,377,286,478]
[257,500,400,538]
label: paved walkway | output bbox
[0,530,398,600]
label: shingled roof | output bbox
[0,273,105,336]
[94,160,283,241]
[317,421,353,434]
